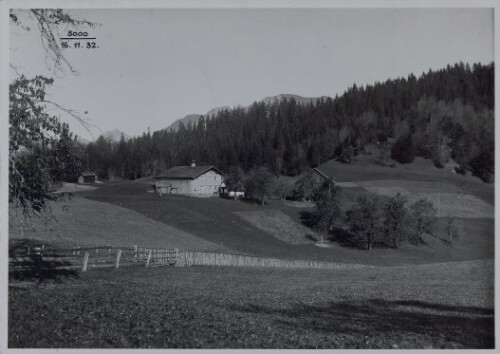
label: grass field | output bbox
[234,209,318,244]
[81,178,494,265]
[8,157,495,349]
[9,259,493,349]
[9,196,231,253]
[316,155,494,205]
[354,180,493,218]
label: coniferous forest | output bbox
[82,62,494,182]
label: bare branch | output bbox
[11,9,99,76]
[43,99,94,136]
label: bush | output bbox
[454,166,467,175]
[432,158,445,169]
[470,150,494,183]
[338,146,354,164]
[391,133,416,164]
[305,233,319,242]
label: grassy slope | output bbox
[84,179,493,265]
[9,195,230,253]
[9,260,493,349]
[85,181,316,258]
[233,209,319,244]
[316,155,494,205]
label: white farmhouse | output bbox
[154,162,224,197]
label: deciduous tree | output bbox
[10,10,95,220]
[408,198,436,245]
[244,167,274,205]
[224,166,245,199]
[383,193,409,248]
[346,193,382,250]
[312,182,341,243]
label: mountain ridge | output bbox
[165,94,330,132]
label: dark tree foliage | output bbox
[383,193,409,248]
[51,123,83,183]
[224,166,245,198]
[83,62,494,182]
[408,198,436,245]
[10,76,83,216]
[346,193,382,250]
[10,10,94,220]
[244,167,274,205]
[391,133,416,164]
[469,147,494,183]
[312,182,341,240]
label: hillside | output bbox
[83,168,494,266]
[9,195,230,253]
[166,106,232,132]
[165,94,327,132]
[304,146,494,205]
[81,62,494,182]
[205,105,231,117]
[166,114,203,132]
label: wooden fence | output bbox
[9,244,180,272]
[177,251,371,270]
[10,244,371,272]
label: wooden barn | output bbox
[78,172,97,184]
[154,162,224,196]
[294,168,335,200]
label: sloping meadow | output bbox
[355,180,494,219]
[233,210,318,244]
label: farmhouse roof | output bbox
[297,168,336,184]
[81,171,96,177]
[155,165,224,180]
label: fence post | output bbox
[145,249,152,268]
[82,252,90,272]
[133,245,138,262]
[174,248,179,266]
[115,249,122,269]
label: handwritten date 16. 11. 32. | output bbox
[61,31,99,49]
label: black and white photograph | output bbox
[2,0,497,351]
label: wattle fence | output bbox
[9,244,372,272]
[178,251,370,270]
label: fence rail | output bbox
[177,251,370,270]
[9,244,181,272]
[9,243,370,272]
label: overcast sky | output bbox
[10,8,494,141]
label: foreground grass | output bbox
[9,260,493,349]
